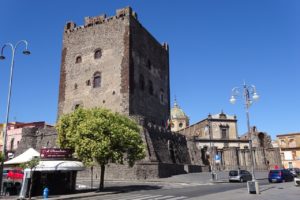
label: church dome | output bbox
[171,101,188,119]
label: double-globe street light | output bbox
[229,82,260,194]
[0,40,30,192]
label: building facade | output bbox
[276,132,300,168]
[0,122,54,159]
[179,112,282,170]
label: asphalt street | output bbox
[73,179,271,199]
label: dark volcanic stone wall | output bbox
[129,15,170,126]
[15,127,57,156]
[145,123,191,164]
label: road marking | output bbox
[167,197,188,200]
[134,195,165,199]
[153,196,176,199]
[78,193,189,200]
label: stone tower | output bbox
[58,7,170,126]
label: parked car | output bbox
[3,181,21,196]
[294,177,300,186]
[7,169,24,180]
[287,168,300,177]
[229,170,252,182]
[268,169,294,183]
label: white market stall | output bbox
[4,148,40,166]
[18,148,85,199]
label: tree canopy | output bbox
[56,107,146,189]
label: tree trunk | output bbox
[99,164,105,191]
[91,166,93,189]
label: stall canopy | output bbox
[24,160,85,172]
[4,148,40,165]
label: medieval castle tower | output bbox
[57,7,192,179]
[58,7,170,127]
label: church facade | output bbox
[172,103,282,171]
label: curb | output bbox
[31,191,117,200]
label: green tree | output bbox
[20,157,40,200]
[56,108,146,190]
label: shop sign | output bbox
[40,148,72,159]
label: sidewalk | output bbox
[145,171,269,184]
[189,181,300,200]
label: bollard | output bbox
[43,187,49,199]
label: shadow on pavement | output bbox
[100,184,162,193]
[76,184,162,194]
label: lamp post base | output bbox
[211,172,217,181]
[247,180,260,194]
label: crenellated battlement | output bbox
[64,6,138,34]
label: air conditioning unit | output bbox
[7,152,14,159]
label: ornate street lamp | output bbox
[230,82,260,194]
[0,40,30,192]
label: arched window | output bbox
[179,123,183,128]
[75,56,82,63]
[148,80,153,95]
[94,49,102,59]
[139,74,145,90]
[93,72,101,88]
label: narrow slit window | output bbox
[93,72,101,88]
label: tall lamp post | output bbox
[207,114,217,181]
[229,82,260,194]
[0,40,30,193]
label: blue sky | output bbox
[0,0,299,139]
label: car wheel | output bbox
[240,178,244,182]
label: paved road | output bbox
[73,179,271,200]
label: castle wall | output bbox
[222,147,239,170]
[129,15,170,126]
[266,147,283,169]
[213,147,281,171]
[14,127,57,156]
[77,121,205,180]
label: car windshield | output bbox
[270,170,280,175]
[229,171,238,176]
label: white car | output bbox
[295,177,300,186]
